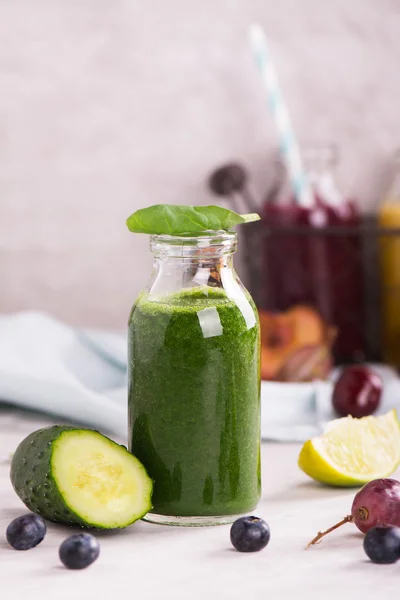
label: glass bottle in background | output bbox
[378,150,400,367]
[262,144,365,363]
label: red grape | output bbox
[351,479,400,533]
[332,365,382,418]
[307,478,400,547]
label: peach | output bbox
[259,305,333,381]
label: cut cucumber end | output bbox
[51,430,153,528]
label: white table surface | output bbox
[1,406,399,600]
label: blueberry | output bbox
[230,516,270,552]
[59,533,100,569]
[363,526,400,564]
[6,513,46,550]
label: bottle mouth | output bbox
[150,230,237,258]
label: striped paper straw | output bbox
[249,24,314,208]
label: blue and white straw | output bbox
[249,24,313,208]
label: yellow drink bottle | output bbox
[379,150,400,366]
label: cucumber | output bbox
[10,426,153,529]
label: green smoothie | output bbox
[128,286,261,517]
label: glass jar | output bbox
[262,143,365,363]
[128,231,261,526]
[378,149,400,367]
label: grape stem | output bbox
[306,515,354,549]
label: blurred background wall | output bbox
[1,0,399,327]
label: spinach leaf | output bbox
[126,204,260,235]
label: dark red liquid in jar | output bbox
[262,195,365,362]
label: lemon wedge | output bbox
[298,409,400,487]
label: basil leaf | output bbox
[126,204,260,235]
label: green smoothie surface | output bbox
[128,286,261,517]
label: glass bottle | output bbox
[262,144,365,363]
[378,150,400,367]
[128,231,261,526]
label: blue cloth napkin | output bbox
[0,311,398,442]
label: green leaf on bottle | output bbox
[126,205,260,235]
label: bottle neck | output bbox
[147,232,237,297]
[384,150,400,204]
[153,253,234,270]
[303,143,343,207]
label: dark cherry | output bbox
[332,365,382,418]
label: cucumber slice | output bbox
[10,426,153,529]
